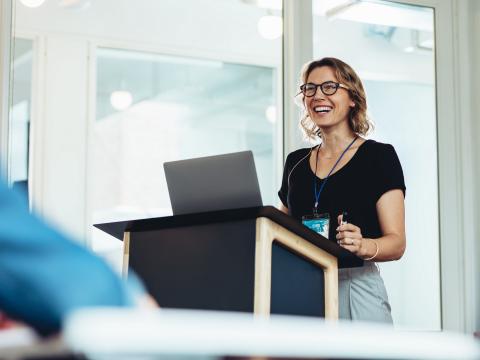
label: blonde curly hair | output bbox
[297,57,373,140]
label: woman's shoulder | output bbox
[287,145,316,158]
[362,139,403,168]
[285,147,314,163]
[362,139,398,156]
[363,139,396,150]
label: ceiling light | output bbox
[418,31,434,50]
[265,105,277,124]
[19,0,46,8]
[257,15,282,40]
[419,39,433,49]
[110,91,133,111]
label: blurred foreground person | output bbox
[0,179,147,336]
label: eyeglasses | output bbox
[299,81,350,97]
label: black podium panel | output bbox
[271,242,325,317]
[129,219,256,312]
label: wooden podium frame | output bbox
[254,217,339,319]
[97,206,362,321]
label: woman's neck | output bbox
[320,129,357,156]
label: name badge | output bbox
[302,212,330,239]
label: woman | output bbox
[278,57,406,324]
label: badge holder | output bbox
[302,211,330,239]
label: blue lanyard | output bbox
[313,136,358,211]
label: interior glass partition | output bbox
[93,48,279,224]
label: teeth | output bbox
[314,106,332,113]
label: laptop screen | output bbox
[163,151,263,215]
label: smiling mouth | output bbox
[313,106,332,114]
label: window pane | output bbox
[93,49,279,222]
[312,0,439,330]
[90,1,283,260]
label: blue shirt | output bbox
[0,180,140,335]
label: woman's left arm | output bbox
[337,189,406,261]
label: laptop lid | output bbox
[164,151,263,215]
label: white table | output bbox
[64,308,480,360]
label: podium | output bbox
[95,206,362,320]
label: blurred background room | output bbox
[1,0,479,346]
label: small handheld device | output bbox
[341,211,349,225]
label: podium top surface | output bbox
[94,206,363,268]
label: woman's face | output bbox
[304,66,355,132]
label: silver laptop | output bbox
[164,151,263,215]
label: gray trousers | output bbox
[338,262,393,324]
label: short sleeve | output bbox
[278,154,290,207]
[374,144,406,202]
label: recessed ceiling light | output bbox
[257,15,282,40]
[110,91,133,111]
[265,105,277,124]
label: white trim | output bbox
[275,63,284,196]
[14,30,280,69]
[450,0,477,334]
[432,0,467,333]
[84,40,97,250]
[283,0,313,156]
[27,35,46,215]
[0,0,13,177]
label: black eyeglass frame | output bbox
[298,81,350,97]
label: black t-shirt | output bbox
[278,139,406,242]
